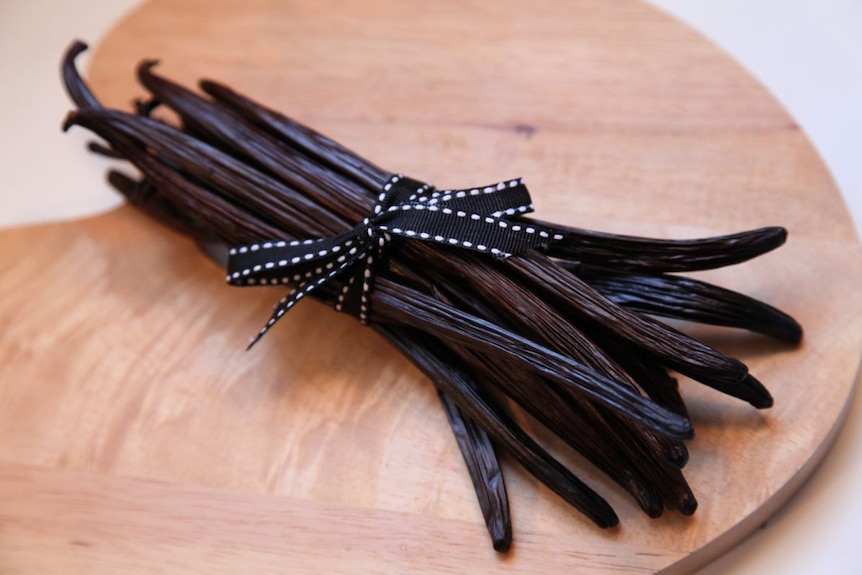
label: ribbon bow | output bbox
[226,174,561,347]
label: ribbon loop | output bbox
[227,174,562,345]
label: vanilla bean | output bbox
[62,41,101,110]
[577,265,803,343]
[437,390,512,552]
[541,221,788,273]
[591,402,697,515]
[179,65,777,414]
[449,336,693,513]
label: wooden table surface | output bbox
[2,0,861,573]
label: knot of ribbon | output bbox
[226,174,561,347]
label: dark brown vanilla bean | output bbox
[628,358,688,422]
[62,41,102,110]
[437,391,512,551]
[186,73,705,482]
[577,265,803,343]
[87,140,126,159]
[589,402,697,515]
[61,41,805,552]
[541,221,788,273]
[186,69,777,413]
[78,106,685,431]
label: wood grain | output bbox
[2,0,861,573]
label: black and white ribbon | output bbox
[226,174,562,347]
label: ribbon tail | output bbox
[246,246,369,349]
[336,233,388,323]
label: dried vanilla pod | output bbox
[61,40,802,552]
[575,264,803,342]
[437,390,512,552]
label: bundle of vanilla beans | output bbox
[62,41,802,552]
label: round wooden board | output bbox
[2,0,861,573]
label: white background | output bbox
[1,1,860,573]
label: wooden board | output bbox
[2,0,861,572]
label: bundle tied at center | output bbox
[226,174,561,346]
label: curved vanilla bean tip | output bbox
[61,41,102,111]
[438,391,512,552]
[61,110,82,133]
[542,223,788,273]
[580,267,804,343]
[740,373,773,409]
[676,488,698,516]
